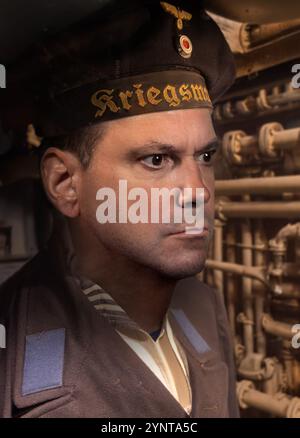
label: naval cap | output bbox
[2,0,236,139]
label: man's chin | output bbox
[154,257,207,280]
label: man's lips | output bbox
[168,225,209,237]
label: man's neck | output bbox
[68,221,176,333]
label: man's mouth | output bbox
[184,225,208,235]
[168,225,209,238]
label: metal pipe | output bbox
[283,262,300,278]
[205,259,267,285]
[282,340,294,392]
[205,235,215,286]
[274,222,300,243]
[215,175,300,196]
[273,128,300,151]
[237,380,300,418]
[241,216,254,355]
[217,89,300,120]
[269,90,300,106]
[225,224,237,337]
[253,220,267,357]
[217,201,300,219]
[239,135,257,150]
[262,314,294,340]
[247,20,300,49]
[213,219,224,300]
[280,282,300,299]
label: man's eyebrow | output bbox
[126,137,220,159]
[195,137,220,154]
[126,142,179,159]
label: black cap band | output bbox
[43,70,212,135]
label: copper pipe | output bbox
[215,175,300,196]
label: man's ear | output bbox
[40,147,82,218]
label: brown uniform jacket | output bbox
[0,233,239,418]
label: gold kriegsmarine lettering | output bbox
[163,85,181,107]
[91,83,211,117]
[91,89,120,118]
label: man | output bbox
[0,0,239,417]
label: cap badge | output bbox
[160,2,192,31]
[178,34,193,59]
[160,2,193,59]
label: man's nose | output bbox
[176,159,211,207]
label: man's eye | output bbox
[141,154,169,169]
[196,149,217,164]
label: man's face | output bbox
[79,108,217,279]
